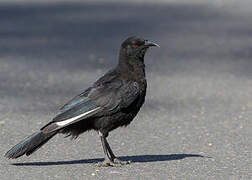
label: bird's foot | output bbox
[113,158,131,165]
[96,158,130,167]
[96,160,120,167]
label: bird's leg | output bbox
[96,131,130,167]
[103,138,116,159]
[96,131,116,167]
[104,138,131,165]
[100,134,114,165]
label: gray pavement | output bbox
[0,0,251,179]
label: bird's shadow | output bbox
[11,154,207,166]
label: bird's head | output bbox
[120,36,160,60]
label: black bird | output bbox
[5,36,159,166]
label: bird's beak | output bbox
[145,40,160,47]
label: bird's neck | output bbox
[117,50,146,79]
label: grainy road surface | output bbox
[0,0,251,179]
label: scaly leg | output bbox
[96,131,130,167]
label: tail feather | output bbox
[5,131,57,159]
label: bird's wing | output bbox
[91,69,140,109]
[41,71,140,134]
[41,87,103,133]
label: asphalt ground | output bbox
[0,0,251,179]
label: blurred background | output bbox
[0,0,251,179]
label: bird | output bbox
[5,36,159,166]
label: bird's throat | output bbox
[117,57,145,80]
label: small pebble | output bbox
[0,120,5,126]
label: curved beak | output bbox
[145,40,160,47]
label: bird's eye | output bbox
[132,44,138,48]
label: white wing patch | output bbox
[56,107,101,127]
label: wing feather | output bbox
[41,71,140,134]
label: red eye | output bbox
[133,44,138,48]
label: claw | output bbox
[95,159,130,167]
[95,160,112,167]
[113,158,131,165]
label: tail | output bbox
[5,131,57,159]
